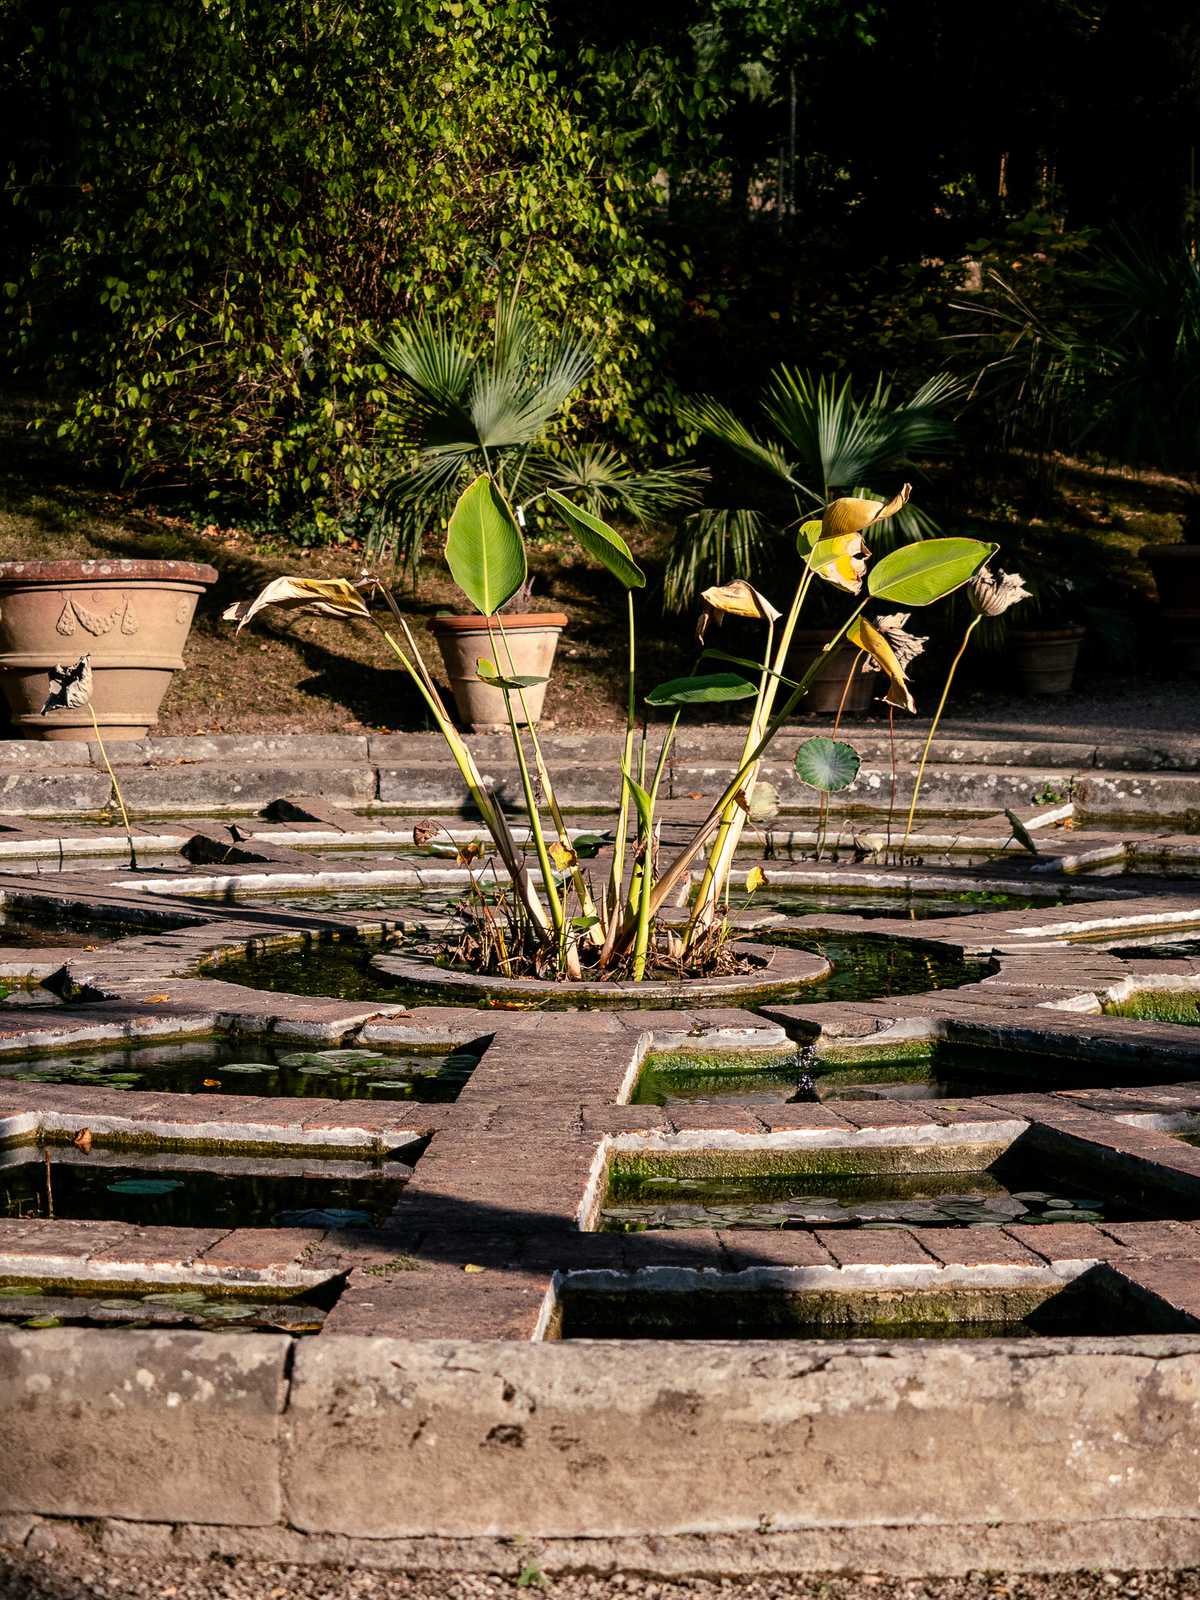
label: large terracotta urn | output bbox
[0,558,217,740]
[429,611,567,731]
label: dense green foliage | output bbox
[2,0,680,530]
[3,0,1199,540]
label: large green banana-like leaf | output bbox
[545,489,646,589]
[445,475,528,616]
[645,672,759,706]
[867,537,997,606]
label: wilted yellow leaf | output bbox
[73,1128,92,1153]
[848,615,917,714]
[548,840,578,871]
[463,1263,486,1274]
[699,579,782,624]
[744,865,768,895]
[821,485,911,540]
[808,532,869,594]
[223,576,370,632]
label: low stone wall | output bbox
[4,1329,1200,1574]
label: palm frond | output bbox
[679,395,799,491]
[534,444,707,525]
[372,321,477,448]
[469,325,594,451]
[763,368,958,498]
[665,507,767,613]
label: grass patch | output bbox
[1106,990,1200,1027]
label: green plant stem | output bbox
[686,563,816,945]
[371,615,550,934]
[89,706,137,870]
[901,614,981,854]
[603,590,638,960]
[498,679,566,944]
[630,731,674,982]
[615,592,867,955]
[491,617,601,948]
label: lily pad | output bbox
[107,1178,185,1197]
[273,1206,371,1229]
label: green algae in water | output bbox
[599,1163,1139,1232]
[555,1281,1164,1340]
[0,1280,339,1335]
[0,1037,484,1101]
[629,1039,1123,1109]
[1104,991,1200,1028]
[768,888,1061,921]
[212,931,988,1011]
[0,1147,412,1228]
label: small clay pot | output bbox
[429,612,568,730]
[792,627,875,716]
[1009,625,1086,696]
[0,559,217,740]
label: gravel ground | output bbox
[0,1553,1195,1600]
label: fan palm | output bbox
[667,368,962,609]
[371,286,704,572]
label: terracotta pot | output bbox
[0,559,217,740]
[1010,625,1085,696]
[791,627,875,716]
[429,612,567,730]
[1141,543,1200,671]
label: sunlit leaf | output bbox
[699,579,781,623]
[848,615,916,714]
[748,780,780,823]
[868,538,998,606]
[796,518,824,552]
[548,840,578,871]
[545,489,646,589]
[445,474,527,616]
[745,865,767,894]
[821,484,911,540]
[223,576,370,631]
[807,532,869,593]
[794,736,861,793]
[621,767,654,833]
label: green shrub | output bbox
[3,0,682,531]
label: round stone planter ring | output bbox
[371,939,831,1007]
[0,558,218,740]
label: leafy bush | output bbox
[3,0,682,531]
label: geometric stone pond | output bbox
[3,736,1200,1574]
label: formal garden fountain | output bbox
[0,463,1198,1574]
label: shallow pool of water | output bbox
[767,888,1061,921]
[630,1039,1164,1108]
[0,1038,483,1101]
[0,1146,412,1228]
[554,1281,1171,1340]
[211,931,988,1012]
[599,1162,1142,1233]
[0,1280,338,1334]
